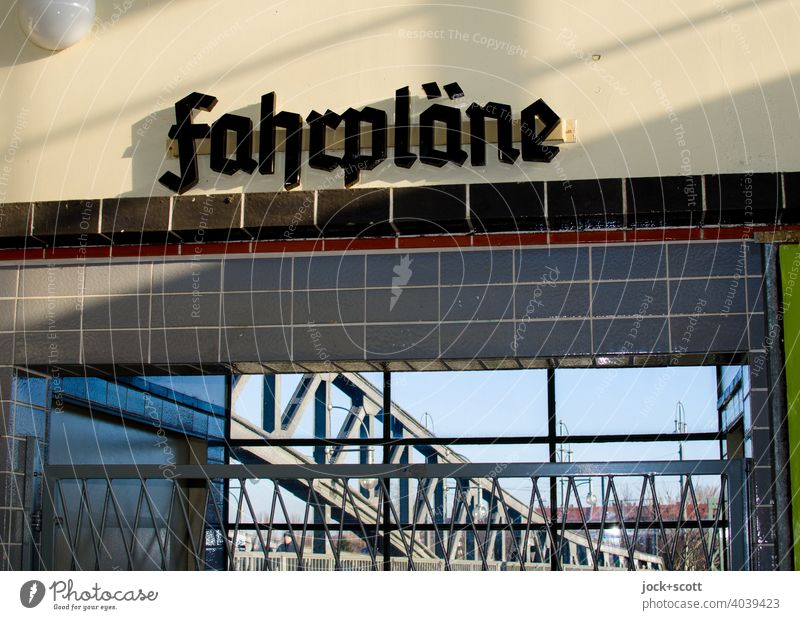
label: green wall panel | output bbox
[780,244,800,570]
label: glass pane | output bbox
[556,367,719,435]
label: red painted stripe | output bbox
[472,232,549,246]
[702,227,753,240]
[397,235,472,249]
[0,225,788,262]
[251,240,321,253]
[0,247,45,261]
[549,230,627,244]
[111,244,182,258]
[45,246,111,260]
[324,237,397,251]
[627,228,703,242]
[181,242,253,256]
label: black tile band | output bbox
[1,172,797,248]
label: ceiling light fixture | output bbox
[18,0,95,51]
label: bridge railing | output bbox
[40,459,747,571]
[232,552,547,571]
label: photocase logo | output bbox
[20,580,45,608]
[390,254,413,310]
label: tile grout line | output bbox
[665,243,673,352]
[438,252,442,358]
[588,246,594,355]
[218,256,224,366]
[290,256,295,362]
[147,262,154,365]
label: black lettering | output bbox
[158,92,217,194]
[210,113,257,175]
[307,109,342,171]
[341,106,387,187]
[393,86,416,169]
[258,92,302,190]
[466,101,519,166]
[520,98,560,162]
[419,103,467,167]
[157,87,563,192]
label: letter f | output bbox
[159,92,218,194]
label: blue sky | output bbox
[235,366,720,465]
[224,366,724,522]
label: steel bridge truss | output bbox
[40,460,748,571]
[38,371,748,571]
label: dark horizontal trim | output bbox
[0,225,795,263]
[2,172,798,250]
[44,459,735,479]
[20,349,749,377]
[217,431,723,448]
[233,520,727,532]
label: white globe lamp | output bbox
[18,0,96,51]
[359,477,378,493]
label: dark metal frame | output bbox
[40,459,749,571]
[35,366,752,571]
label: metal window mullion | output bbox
[547,367,559,572]
[382,370,391,571]
[222,374,233,571]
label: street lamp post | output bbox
[557,420,573,509]
[557,420,598,519]
[675,401,687,491]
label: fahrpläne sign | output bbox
[158,83,563,194]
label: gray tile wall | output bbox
[0,240,762,366]
[0,238,776,569]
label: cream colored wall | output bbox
[0,0,798,202]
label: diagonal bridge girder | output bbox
[231,372,660,566]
